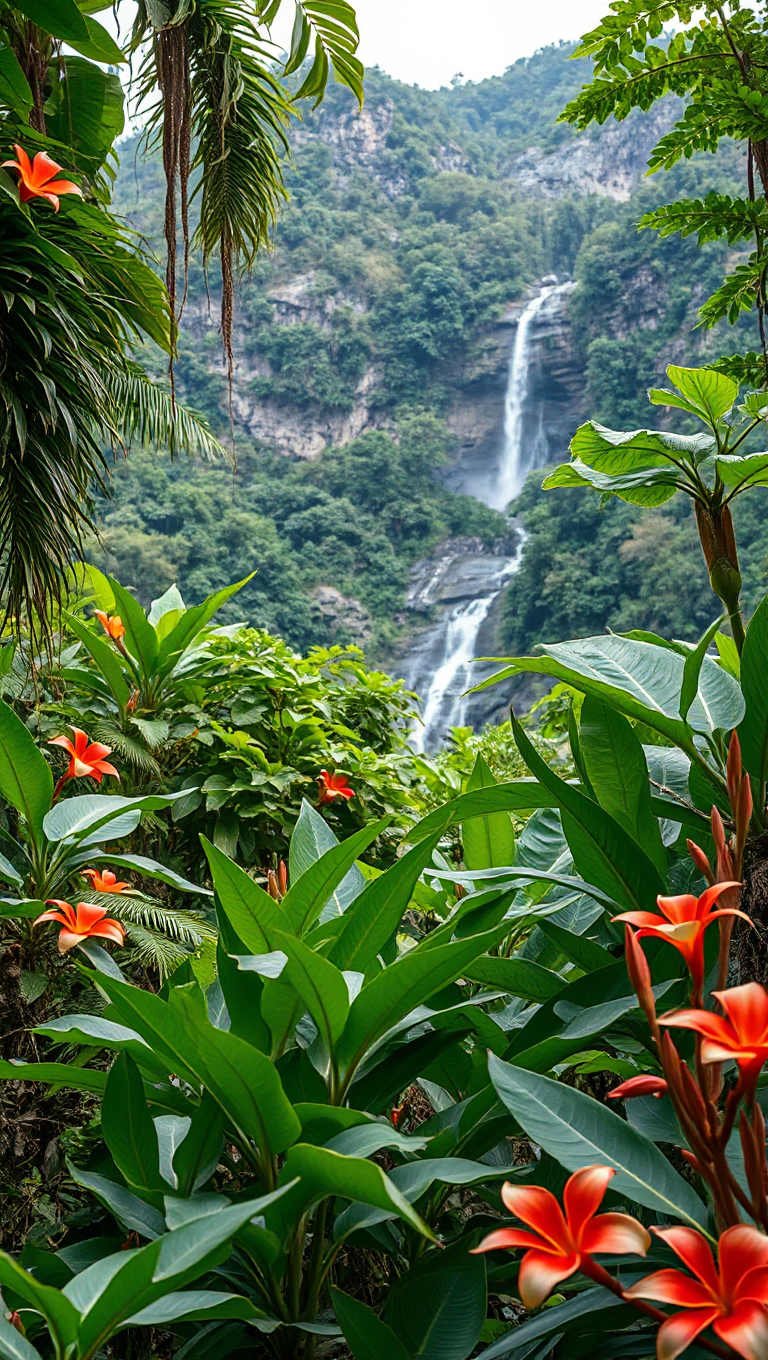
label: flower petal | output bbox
[49,735,75,754]
[720,1226,768,1298]
[656,894,698,924]
[580,1212,651,1257]
[612,912,668,928]
[471,1228,545,1254]
[652,1228,721,1294]
[656,1309,721,1360]
[714,1300,768,1360]
[563,1165,614,1238]
[88,921,125,946]
[625,1267,716,1308]
[714,985,768,1048]
[608,1075,668,1100]
[58,929,83,953]
[517,1249,580,1311]
[697,881,742,917]
[501,1182,569,1250]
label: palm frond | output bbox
[106,895,216,948]
[88,720,162,775]
[109,362,231,463]
[122,923,193,979]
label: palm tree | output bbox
[0,0,362,630]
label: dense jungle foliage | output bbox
[96,45,761,661]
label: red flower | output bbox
[626,1224,768,1360]
[317,770,355,806]
[81,868,130,895]
[34,900,126,954]
[471,1165,650,1309]
[1,145,82,210]
[614,883,745,995]
[95,611,125,641]
[49,727,119,788]
[608,1075,668,1101]
[660,983,768,1103]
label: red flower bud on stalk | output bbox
[687,839,715,885]
[624,925,656,1024]
[608,1075,668,1101]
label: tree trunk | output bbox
[736,833,768,987]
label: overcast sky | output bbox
[267,0,610,88]
[109,1,611,92]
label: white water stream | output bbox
[408,281,573,751]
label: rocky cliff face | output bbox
[509,102,679,201]
[443,281,583,500]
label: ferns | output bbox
[85,891,216,980]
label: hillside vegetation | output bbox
[102,44,764,665]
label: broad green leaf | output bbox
[125,1291,271,1328]
[714,451,768,489]
[649,365,738,424]
[579,696,666,875]
[680,617,724,723]
[407,781,554,845]
[537,919,613,972]
[333,1157,515,1240]
[332,1290,410,1360]
[43,791,190,844]
[349,1027,473,1114]
[0,1254,79,1352]
[64,614,130,711]
[511,712,664,912]
[65,14,124,61]
[489,1054,708,1229]
[67,1163,165,1239]
[330,832,442,972]
[69,1194,290,1358]
[557,981,674,1041]
[385,1240,486,1360]
[12,0,89,41]
[462,755,515,871]
[464,956,566,1002]
[290,800,366,920]
[323,1124,429,1158]
[477,1288,629,1360]
[0,1305,42,1360]
[108,577,158,680]
[544,455,679,506]
[167,986,301,1157]
[102,1054,162,1197]
[473,634,744,742]
[33,1014,166,1072]
[0,47,32,116]
[0,851,23,888]
[337,921,509,1076]
[0,699,53,838]
[0,1058,107,1095]
[203,837,284,952]
[569,420,714,473]
[157,575,255,677]
[97,852,211,896]
[172,1094,225,1197]
[216,940,271,1052]
[739,593,768,783]
[272,1144,432,1240]
[148,583,185,630]
[282,818,390,936]
[275,930,349,1049]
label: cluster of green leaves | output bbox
[87,416,506,658]
[561,2,768,381]
[4,615,761,1360]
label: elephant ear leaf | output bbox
[0,698,53,840]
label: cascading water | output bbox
[405,279,574,751]
[485,281,575,511]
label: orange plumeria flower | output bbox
[471,1165,650,1309]
[317,769,355,807]
[34,900,125,954]
[2,145,82,211]
[94,611,125,641]
[661,983,768,1105]
[81,868,130,894]
[614,883,745,996]
[49,727,119,799]
[626,1224,768,1360]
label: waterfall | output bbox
[405,279,572,751]
[485,281,574,512]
